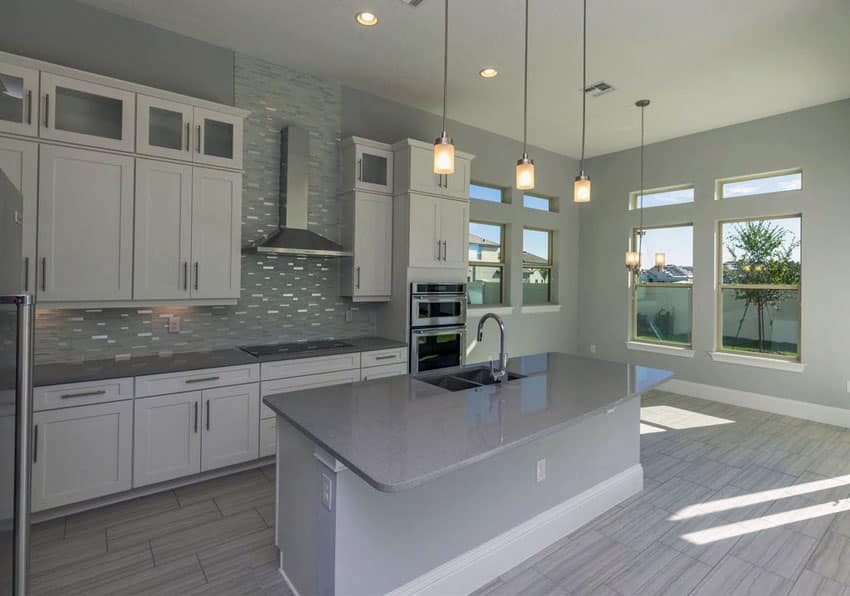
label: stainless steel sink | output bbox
[417,366,526,392]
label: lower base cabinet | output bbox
[31,401,133,512]
[259,417,276,458]
[201,384,260,472]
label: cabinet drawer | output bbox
[261,368,362,419]
[135,364,259,398]
[361,347,407,368]
[360,362,408,381]
[260,353,361,381]
[260,417,276,457]
[34,377,134,411]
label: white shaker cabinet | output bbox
[438,198,469,267]
[136,95,194,161]
[193,107,243,170]
[393,139,472,200]
[340,137,393,194]
[134,392,202,487]
[0,61,39,137]
[0,137,38,293]
[407,192,469,269]
[31,400,133,512]
[340,191,393,301]
[39,73,135,152]
[37,145,134,302]
[201,384,260,472]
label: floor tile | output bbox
[690,555,792,596]
[788,569,848,596]
[30,530,107,576]
[151,508,268,564]
[197,527,277,585]
[30,542,153,596]
[593,503,677,551]
[678,459,744,490]
[605,542,711,596]
[731,525,817,580]
[477,567,565,596]
[107,500,222,551]
[30,518,65,547]
[807,531,850,584]
[642,453,689,483]
[65,490,180,537]
[83,554,207,596]
[175,469,270,508]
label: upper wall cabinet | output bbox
[0,137,38,293]
[136,95,194,161]
[340,137,394,195]
[0,61,39,137]
[194,107,243,170]
[393,139,472,200]
[39,73,136,152]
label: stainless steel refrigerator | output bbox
[0,169,33,595]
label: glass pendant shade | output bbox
[574,175,591,203]
[654,252,666,269]
[516,157,535,190]
[625,250,640,270]
[433,137,455,174]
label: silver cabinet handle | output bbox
[357,159,362,181]
[61,390,106,400]
[26,90,32,125]
[41,257,46,292]
[33,425,38,463]
[197,124,202,153]
[44,93,49,128]
[185,122,190,151]
[436,240,442,261]
[206,400,211,431]
[185,375,220,384]
[356,266,360,289]
[23,257,29,292]
[442,240,448,261]
[193,401,198,433]
[183,262,188,291]
[194,262,199,291]
[375,354,397,361]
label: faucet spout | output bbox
[476,313,508,383]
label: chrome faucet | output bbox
[477,313,508,383]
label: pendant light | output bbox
[573,0,591,203]
[433,0,455,175]
[516,0,535,190]
[626,99,650,275]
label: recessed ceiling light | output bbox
[479,67,498,79]
[355,11,378,26]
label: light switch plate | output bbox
[321,473,333,510]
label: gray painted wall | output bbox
[0,0,235,105]
[579,99,850,410]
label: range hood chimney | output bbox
[249,126,351,257]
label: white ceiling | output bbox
[79,0,850,157]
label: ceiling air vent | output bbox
[585,81,615,97]
[399,0,425,5]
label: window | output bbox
[718,216,801,360]
[522,228,552,304]
[631,225,694,347]
[630,185,694,209]
[470,183,505,203]
[468,222,505,305]
[523,193,552,212]
[718,169,802,199]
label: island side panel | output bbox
[333,395,642,596]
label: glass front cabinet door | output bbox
[40,73,136,152]
[0,62,39,137]
[340,138,394,194]
[137,95,194,161]
[193,107,243,170]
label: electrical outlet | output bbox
[536,458,546,483]
[345,310,353,323]
[168,316,181,333]
[321,473,333,511]
[589,344,597,354]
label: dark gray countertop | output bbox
[34,336,407,386]
[263,352,673,493]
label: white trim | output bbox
[660,379,850,428]
[708,351,805,373]
[385,464,643,596]
[520,304,561,314]
[278,560,302,596]
[467,306,515,317]
[626,341,694,358]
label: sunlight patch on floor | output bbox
[640,405,735,430]
[640,422,668,435]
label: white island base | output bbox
[273,395,643,596]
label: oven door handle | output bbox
[412,326,466,337]
[412,296,465,303]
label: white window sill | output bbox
[467,306,515,317]
[626,341,695,358]
[520,304,561,314]
[708,351,805,373]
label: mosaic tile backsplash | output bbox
[34,54,379,364]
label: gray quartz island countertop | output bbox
[263,352,673,493]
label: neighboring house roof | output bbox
[642,264,692,283]
[522,251,548,265]
[468,233,499,248]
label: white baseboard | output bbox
[386,464,644,596]
[660,378,850,428]
[278,558,302,596]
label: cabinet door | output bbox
[40,73,135,152]
[408,146,444,196]
[0,62,38,137]
[31,401,133,512]
[134,159,193,300]
[259,418,276,458]
[37,145,134,302]
[134,392,202,487]
[354,193,392,298]
[408,193,441,268]
[201,384,260,472]
[354,144,393,194]
[137,95,193,161]
[191,168,242,299]
[0,137,37,293]
[439,199,469,267]
[193,107,243,169]
[443,156,471,199]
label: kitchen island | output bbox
[263,352,672,596]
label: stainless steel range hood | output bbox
[248,126,351,257]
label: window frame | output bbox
[715,214,802,362]
[522,226,554,305]
[716,168,803,200]
[629,223,694,348]
[468,221,506,306]
[522,192,556,212]
[469,181,507,204]
[629,184,695,210]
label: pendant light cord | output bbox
[441,0,448,135]
[638,103,645,263]
[522,0,529,156]
[579,0,587,174]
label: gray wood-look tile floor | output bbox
[31,390,850,595]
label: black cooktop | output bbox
[239,340,353,357]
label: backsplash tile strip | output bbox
[34,54,378,365]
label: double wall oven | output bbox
[409,282,467,373]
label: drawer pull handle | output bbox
[61,390,107,399]
[33,425,38,463]
[185,376,220,384]
[374,355,397,361]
